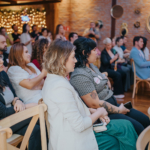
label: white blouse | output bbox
[144,47,150,60]
[20,33,32,55]
[7,63,42,104]
[113,45,124,59]
[39,36,51,43]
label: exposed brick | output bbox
[58,0,150,51]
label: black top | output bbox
[12,33,20,43]
[100,49,113,72]
[0,71,23,120]
[3,52,8,67]
[30,31,39,41]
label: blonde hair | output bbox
[103,38,111,45]
[43,39,75,76]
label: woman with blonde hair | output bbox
[7,43,47,104]
[42,39,137,150]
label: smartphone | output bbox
[124,101,132,109]
[93,122,104,127]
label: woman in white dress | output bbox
[39,28,51,44]
[7,43,47,104]
[20,24,33,55]
[42,39,137,150]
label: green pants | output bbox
[94,119,138,150]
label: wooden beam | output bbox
[111,0,117,38]
[0,0,45,1]
[0,0,61,6]
[44,3,58,36]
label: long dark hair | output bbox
[0,72,7,94]
[56,24,63,35]
[141,37,147,51]
[23,24,28,33]
[31,39,49,69]
[73,37,97,68]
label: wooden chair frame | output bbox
[130,59,150,98]
[0,104,47,150]
[136,126,150,150]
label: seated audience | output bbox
[39,28,51,44]
[55,24,67,40]
[114,37,133,91]
[83,21,101,42]
[31,39,49,71]
[100,38,125,98]
[121,36,130,54]
[0,34,8,68]
[12,24,20,44]
[30,25,40,41]
[141,37,149,61]
[42,39,137,150]
[113,37,128,59]
[68,32,78,44]
[70,37,150,135]
[0,55,41,150]
[7,43,47,104]
[130,36,150,79]
[20,24,33,55]
[0,27,13,54]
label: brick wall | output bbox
[57,0,112,51]
[58,0,150,51]
[116,0,150,50]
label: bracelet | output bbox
[12,98,20,106]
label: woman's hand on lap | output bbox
[119,103,130,114]
[14,100,25,112]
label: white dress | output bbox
[39,35,51,43]
[113,45,124,59]
[7,63,42,104]
[20,33,32,55]
[143,47,150,60]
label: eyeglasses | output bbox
[0,55,4,60]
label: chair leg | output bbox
[132,83,136,99]
[136,84,138,94]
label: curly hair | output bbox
[73,37,97,68]
[31,38,49,69]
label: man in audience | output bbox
[0,34,8,67]
[121,36,130,54]
[0,27,13,54]
[30,25,39,41]
[83,21,101,42]
[130,36,150,79]
[12,24,20,43]
[68,32,78,44]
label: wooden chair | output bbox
[136,126,150,150]
[0,104,47,150]
[130,59,150,98]
[148,107,150,119]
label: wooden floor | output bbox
[116,88,150,115]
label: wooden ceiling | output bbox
[0,0,62,6]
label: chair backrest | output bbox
[0,104,47,150]
[136,126,150,150]
[130,59,137,82]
